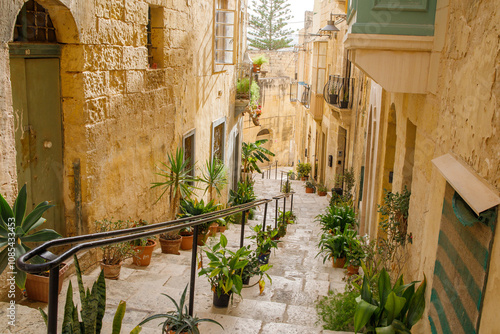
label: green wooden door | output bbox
[10,57,64,235]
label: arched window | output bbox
[257,129,270,136]
[13,0,57,43]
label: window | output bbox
[214,0,237,70]
[211,118,226,163]
[183,129,196,181]
[147,6,164,68]
[13,0,57,43]
[312,42,327,94]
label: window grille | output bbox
[13,0,57,43]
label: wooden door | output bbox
[10,57,64,235]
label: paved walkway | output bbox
[1,169,350,333]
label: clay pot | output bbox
[217,225,227,233]
[180,234,194,250]
[252,117,260,126]
[347,265,360,276]
[213,290,232,308]
[132,240,157,266]
[197,232,209,246]
[332,257,346,269]
[159,237,182,255]
[318,191,327,196]
[252,64,261,73]
[208,223,218,237]
[100,261,123,280]
[301,177,307,181]
[25,263,69,303]
[305,187,314,193]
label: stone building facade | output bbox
[293,0,500,333]
[0,0,248,299]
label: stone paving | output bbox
[1,169,352,333]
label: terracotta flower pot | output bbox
[347,265,360,276]
[100,261,123,280]
[25,263,69,303]
[159,237,182,255]
[217,225,227,233]
[306,187,314,193]
[180,234,194,250]
[197,232,209,246]
[332,257,346,268]
[208,223,218,237]
[301,177,307,181]
[318,191,327,196]
[252,64,261,73]
[132,240,157,266]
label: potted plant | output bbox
[138,284,222,333]
[159,233,182,255]
[317,183,328,196]
[199,159,228,203]
[297,162,312,180]
[131,219,157,266]
[287,170,296,180]
[229,181,257,206]
[216,218,227,233]
[179,227,194,250]
[236,77,250,100]
[305,180,316,193]
[248,224,279,265]
[333,173,344,196]
[344,230,365,276]
[340,89,349,109]
[96,219,136,279]
[316,228,348,268]
[281,179,292,193]
[354,269,427,333]
[0,185,64,302]
[199,234,250,307]
[178,198,221,246]
[329,85,339,105]
[252,54,268,73]
[241,246,272,294]
[316,203,356,235]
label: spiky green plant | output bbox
[199,159,228,202]
[138,284,222,333]
[241,140,275,176]
[0,184,61,289]
[39,255,141,334]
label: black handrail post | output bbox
[189,225,199,316]
[280,172,283,190]
[275,162,277,179]
[240,210,248,248]
[262,202,268,230]
[291,193,294,213]
[283,196,287,226]
[47,266,59,334]
[275,199,278,229]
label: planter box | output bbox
[25,263,69,303]
[305,187,314,193]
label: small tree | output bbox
[248,0,294,50]
[241,139,275,179]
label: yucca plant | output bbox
[39,255,141,334]
[177,198,221,234]
[199,159,228,202]
[0,184,61,289]
[241,140,275,176]
[138,284,222,333]
[354,268,427,333]
[151,148,198,218]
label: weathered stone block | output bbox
[60,71,84,99]
[125,70,144,93]
[122,46,148,70]
[85,97,108,124]
[145,69,165,90]
[84,45,123,71]
[124,0,148,25]
[109,71,126,95]
[61,44,85,72]
[83,71,108,99]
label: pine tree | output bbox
[248,0,294,50]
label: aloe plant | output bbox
[0,184,61,289]
[354,268,427,333]
[138,284,222,333]
[39,255,141,333]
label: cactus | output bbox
[40,255,141,334]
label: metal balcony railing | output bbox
[300,84,311,108]
[17,193,294,334]
[323,75,355,109]
[290,81,298,102]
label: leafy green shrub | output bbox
[316,203,356,234]
[316,289,359,331]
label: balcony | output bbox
[323,75,355,110]
[299,83,311,109]
[344,0,440,94]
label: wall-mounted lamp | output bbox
[319,13,347,37]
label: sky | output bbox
[287,0,315,39]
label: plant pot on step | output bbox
[258,252,271,265]
[242,276,250,285]
[217,225,227,233]
[208,223,218,237]
[197,232,209,246]
[213,290,232,308]
[333,187,343,196]
[306,187,314,193]
[159,235,182,255]
[252,64,261,73]
[347,265,360,276]
[318,191,327,196]
[132,240,157,266]
[25,263,69,303]
[332,257,346,269]
[100,261,123,280]
[180,233,194,250]
[301,177,307,181]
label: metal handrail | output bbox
[16,194,297,334]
